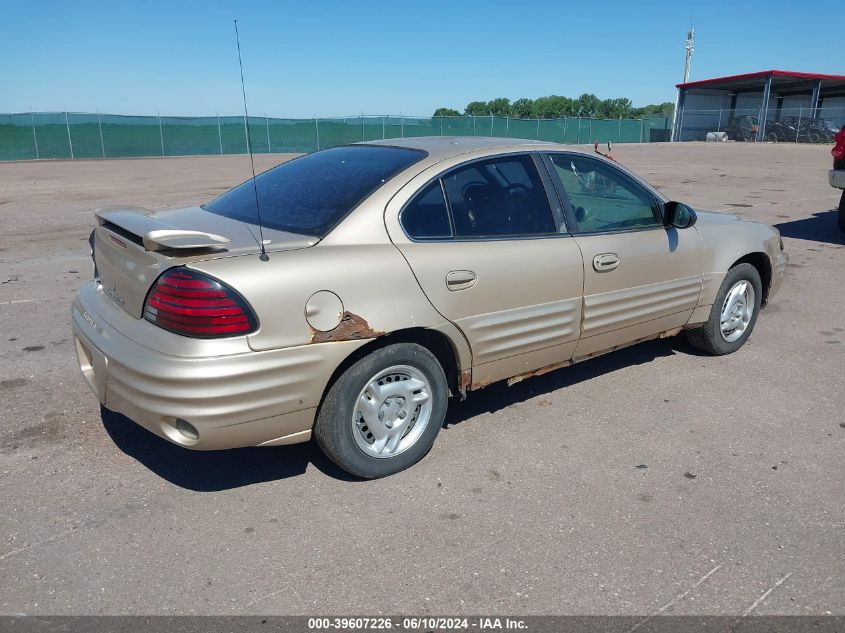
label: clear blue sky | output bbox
[1,0,841,117]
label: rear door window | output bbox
[441,155,556,238]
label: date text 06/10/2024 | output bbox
[306,617,528,630]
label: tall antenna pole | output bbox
[683,28,695,84]
[234,19,268,261]
[672,27,695,142]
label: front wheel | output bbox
[314,342,448,478]
[686,263,763,355]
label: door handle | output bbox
[593,253,621,272]
[446,270,477,291]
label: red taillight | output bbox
[143,268,257,338]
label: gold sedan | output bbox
[72,137,787,477]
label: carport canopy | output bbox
[673,70,845,141]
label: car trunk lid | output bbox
[93,206,316,319]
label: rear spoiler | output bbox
[95,208,230,252]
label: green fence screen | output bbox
[0,112,673,161]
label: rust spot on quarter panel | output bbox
[310,311,384,343]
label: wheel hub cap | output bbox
[378,397,406,429]
[352,366,433,459]
[719,280,755,343]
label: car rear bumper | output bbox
[829,169,845,189]
[72,282,366,450]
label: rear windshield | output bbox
[203,145,426,237]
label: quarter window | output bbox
[401,181,452,239]
[548,154,660,233]
[442,155,556,238]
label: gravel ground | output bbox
[0,142,842,616]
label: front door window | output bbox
[547,154,661,233]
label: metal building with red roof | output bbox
[673,70,845,141]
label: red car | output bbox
[832,125,845,232]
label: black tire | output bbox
[314,342,448,478]
[838,190,845,234]
[686,263,763,355]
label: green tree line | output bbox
[433,94,674,119]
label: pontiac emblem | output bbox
[106,281,125,306]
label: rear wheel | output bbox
[686,263,763,355]
[314,342,448,478]
[838,191,845,233]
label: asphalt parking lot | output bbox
[0,142,842,616]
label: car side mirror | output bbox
[664,201,697,229]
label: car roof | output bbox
[323,136,668,244]
[360,136,583,164]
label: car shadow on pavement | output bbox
[775,209,845,246]
[101,335,699,490]
[100,406,358,491]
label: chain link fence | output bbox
[0,112,674,161]
[676,106,845,143]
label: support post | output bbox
[796,106,802,143]
[361,112,365,142]
[506,115,509,138]
[618,116,622,143]
[717,108,723,132]
[672,89,687,142]
[757,74,773,142]
[588,118,592,143]
[809,79,822,118]
[577,116,581,144]
[30,111,39,159]
[439,116,443,136]
[401,113,404,138]
[774,96,784,123]
[536,116,540,140]
[315,116,320,150]
[383,116,386,140]
[217,113,223,155]
[65,111,74,159]
[671,88,687,142]
[728,93,738,116]
[97,111,105,159]
[158,112,165,156]
[490,112,494,136]
[563,116,568,143]
[639,118,643,143]
[266,115,271,153]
